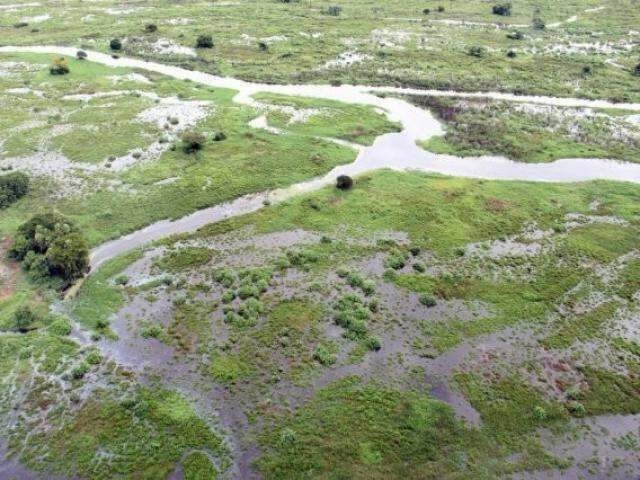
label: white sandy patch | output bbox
[136,96,210,130]
[322,51,372,69]
[542,41,634,55]
[248,115,283,135]
[0,61,46,78]
[107,96,212,170]
[104,7,143,15]
[0,2,40,10]
[584,6,606,13]
[154,176,179,186]
[233,33,256,46]
[165,17,193,25]
[148,38,196,57]
[81,14,95,22]
[107,73,152,85]
[260,35,287,44]
[371,28,412,49]
[19,13,49,23]
[61,90,159,102]
[428,19,528,29]
[5,87,44,97]
[628,115,640,125]
[299,32,323,39]
[548,15,578,29]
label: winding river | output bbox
[2,45,640,269]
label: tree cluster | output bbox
[9,212,89,284]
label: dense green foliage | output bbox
[0,172,29,208]
[9,212,89,283]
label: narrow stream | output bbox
[2,45,640,270]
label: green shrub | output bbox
[366,336,382,351]
[566,401,586,417]
[13,305,38,332]
[532,405,547,420]
[419,294,437,307]
[0,171,29,208]
[384,252,405,270]
[71,362,90,379]
[313,345,336,365]
[86,350,102,365]
[49,316,72,336]
[110,38,122,50]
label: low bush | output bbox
[49,57,70,75]
[145,23,157,33]
[468,46,486,58]
[181,131,206,153]
[76,50,87,60]
[532,17,545,30]
[419,294,437,307]
[324,5,342,16]
[13,305,38,332]
[492,3,511,16]
[196,35,214,48]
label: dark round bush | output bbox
[336,175,353,190]
[196,35,214,48]
[145,23,158,33]
[76,50,87,60]
[110,38,122,51]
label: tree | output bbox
[76,50,87,60]
[46,232,90,280]
[145,23,158,33]
[635,63,640,76]
[49,57,69,75]
[196,35,214,48]
[110,38,122,51]
[10,212,89,284]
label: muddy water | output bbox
[2,46,640,269]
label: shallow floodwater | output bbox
[3,45,640,267]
